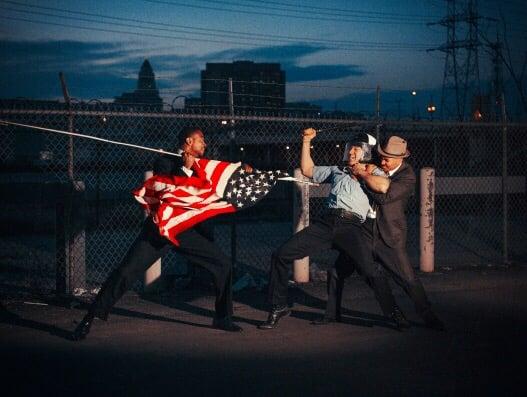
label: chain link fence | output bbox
[0,105,525,295]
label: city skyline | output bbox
[0,0,525,117]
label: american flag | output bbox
[133,158,288,245]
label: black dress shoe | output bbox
[212,317,243,332]
[72,312,94,341]
[258,305,291,330]
[421,310,445,331]
[390,306,411,329]
[311,316,340,325]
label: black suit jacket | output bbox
[367,161,416,248]
[153,155,187,177]
[152,155,215,241]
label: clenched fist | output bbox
[302,127,317,142]
[242,163,254,173]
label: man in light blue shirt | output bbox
[312,165,372,221]
[259,128,399,330]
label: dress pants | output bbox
[267,214,396,315]
[324,218,396,319]
[90,217,233,320]
[372,234,431,315]
[330,218,431,316]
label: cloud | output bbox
[209,44,327,63]
[0,40,366,102]
[286,64,365,83]
[0,39,174,98]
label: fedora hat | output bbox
[377,136,410,158]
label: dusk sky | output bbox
[0,0,525,115]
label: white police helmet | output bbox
[342,132,377,163]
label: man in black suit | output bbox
[73,127,242,340]
[321,136,444,330]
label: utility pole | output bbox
[57,72,86,295]
[428,0,482,121]
[59,72,74,180]
[375,85,381,140]
[490,31,505,121]
[464,0,482,120]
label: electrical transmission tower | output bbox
[428,0,482,120]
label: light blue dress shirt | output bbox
[312,165,371,222]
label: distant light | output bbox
[411,91,417,96]
[221,120,228,125]
[101,116,107,123]
[310,145,314,149]
[39,151,53,161]
[336,144,340,148]
[285,145,290,150]
[240,147,244,151]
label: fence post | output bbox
[56,180,86,295]
[420,168,435,272]
[500,92,509,264]
[228,78,238,269]
[293,168,309,282]
[143,171,162,291]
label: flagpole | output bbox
[277,177,319,186]
[1,120,322,186]
[0,119,182,157]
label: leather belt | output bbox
[326,208,360,220]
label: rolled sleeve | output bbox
[312,165,335,184]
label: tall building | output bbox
[114,59,163,111]
[201,61,285,112]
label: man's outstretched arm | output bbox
[351,164,391,193]
[300,128,316,178]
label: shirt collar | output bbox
[388,163,402,176]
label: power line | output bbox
[141,0,429,25]
[0,14,431,52]
[238,0,443,19]
[192,0,436,22]
[0,1,433,48]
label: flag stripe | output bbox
[134,158,242,245]
[216,162,241,197]
[133,158,284,245]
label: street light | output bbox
[411,91,417,120]
[171,95,188,111]
[427,99,436,121]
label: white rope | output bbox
[277,176,319,186]
[0,119,182,157]
[0,119,321,186]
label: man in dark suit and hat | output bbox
[321,135,444,330]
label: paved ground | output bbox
[1,265,526,396]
